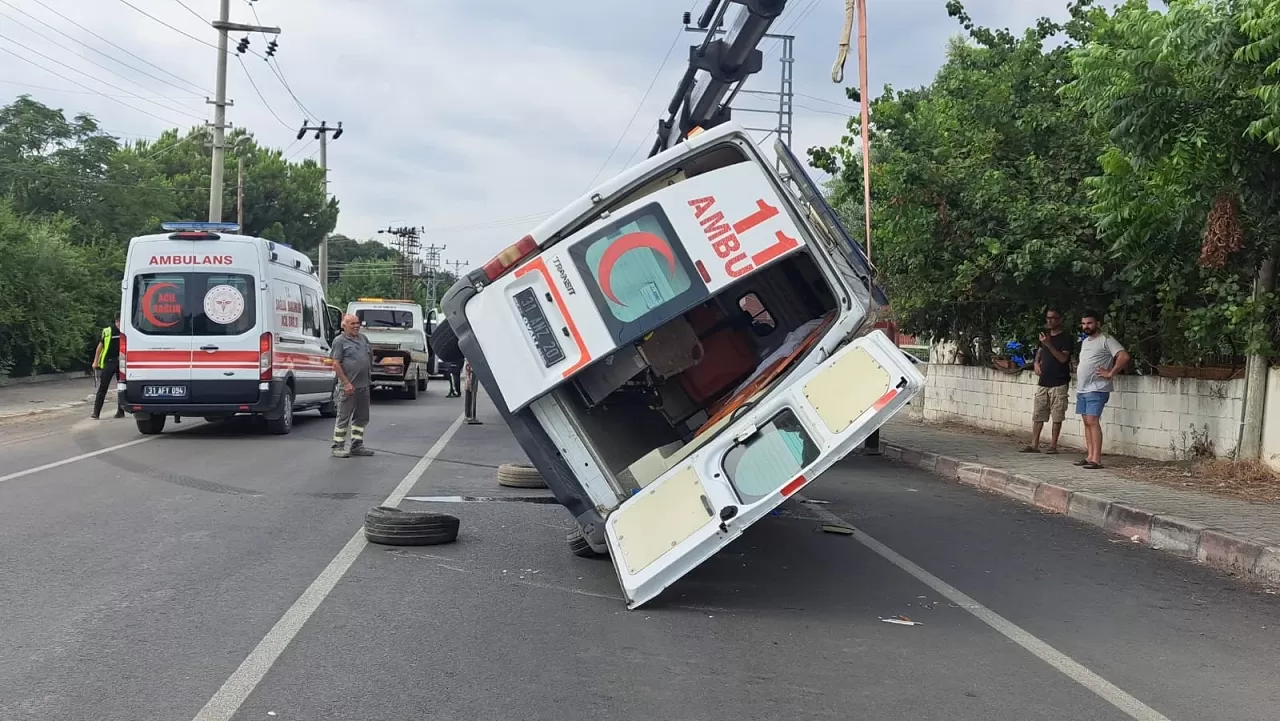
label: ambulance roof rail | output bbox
[649,0,788,158]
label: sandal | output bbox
[1073,459,1089,466]
[1044,448,1059,454]
[1019,446,1040,453]
[1083,462,1105,470]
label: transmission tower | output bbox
[377,225,424,299]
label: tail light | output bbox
[481,235,538,282]
[259,332,273,381]
[118,334,127,381]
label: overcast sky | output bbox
[0,0,1071,267]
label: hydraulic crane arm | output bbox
[648,0,789,158]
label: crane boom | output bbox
[648,0,789,158]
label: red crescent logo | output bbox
[596,231,677,306]
[141,282,181,328]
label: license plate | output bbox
[513,287,566,367]
[143,385,187,399]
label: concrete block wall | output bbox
[921,364,1246,460]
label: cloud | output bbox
[0,0,1072,266]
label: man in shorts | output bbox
[1074,310,1129,469]
[1022,308,1073,454]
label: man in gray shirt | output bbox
[330,313,375,458]
[1074,309,1130,469]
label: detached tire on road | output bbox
[363,505,460,546]
[497,462,547,489]
[430,318,463,363]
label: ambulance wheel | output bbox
[135,414,166,435]
[567,527,608,558]
[430,319,463,363]
[363,505,459,546]
[497,462,548,489]
[266,389,294,435]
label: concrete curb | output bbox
[881,441,1280,587]
[0,392,105,421]
[0,370,93,387]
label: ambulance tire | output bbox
[430,319,463,364]
[363,505,459,546]
[567,527,608,558]
[265,388,294,435]
[135,414,166,435]
[496,462,548,489]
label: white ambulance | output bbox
[433,126,926,608]
[117,222,341,435]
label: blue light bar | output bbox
[161,221,242,233]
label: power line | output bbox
[236,55,292,130]
[0,6,206,120]
[0,44,187,126]
[114,0,219,50]
[582,1,701,191]
[25,0,210,96]
[170,0,206,24]
[245,0,316,120]
[0,32,205,121]
[0,78,201,100]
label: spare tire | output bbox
[496,462,547,489]
[363,505,460,546]
[430,318,464,363]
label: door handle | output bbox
[199,345,219,352]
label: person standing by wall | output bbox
[1022,308,1073,454]
[330,313,375,458]
[90,313,125,420]
[1074,310,1130,469]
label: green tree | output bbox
[810,2,1106,361]
[1065,0,1280,364]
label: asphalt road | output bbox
[0,386,1277,721]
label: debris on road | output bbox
[881,615,923,626]
[821,523,855,535]
[801,498,832,505]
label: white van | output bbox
[433,125,925,608]
[117,222,342,435]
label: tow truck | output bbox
[347,298,431,399]
[431,0,919,608]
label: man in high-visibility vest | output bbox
[91,313,125,420]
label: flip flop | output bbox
[1044,448,1059,454]
[1073,459,1089,466]
[1019,446,1040,453]
[1083,462,1105,470]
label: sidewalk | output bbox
[0,375,108,421]
[879,418,1280,586]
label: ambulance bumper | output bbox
[118,379,287,416]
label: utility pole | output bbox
[299,120,344,290]
[206,0,279,223]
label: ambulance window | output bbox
[569,202,706,343]
[132,274,189,335]
[191,274,255,336]
[301,288,322,339]
[721,409,820,504]
[738,293,775,335]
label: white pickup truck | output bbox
[346,299,431,399]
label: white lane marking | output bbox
[191,413,466,721]
[794,494,1172,721]
[0,436,158,485]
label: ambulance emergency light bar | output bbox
[161,221,242,233]
[649,0,788,158]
